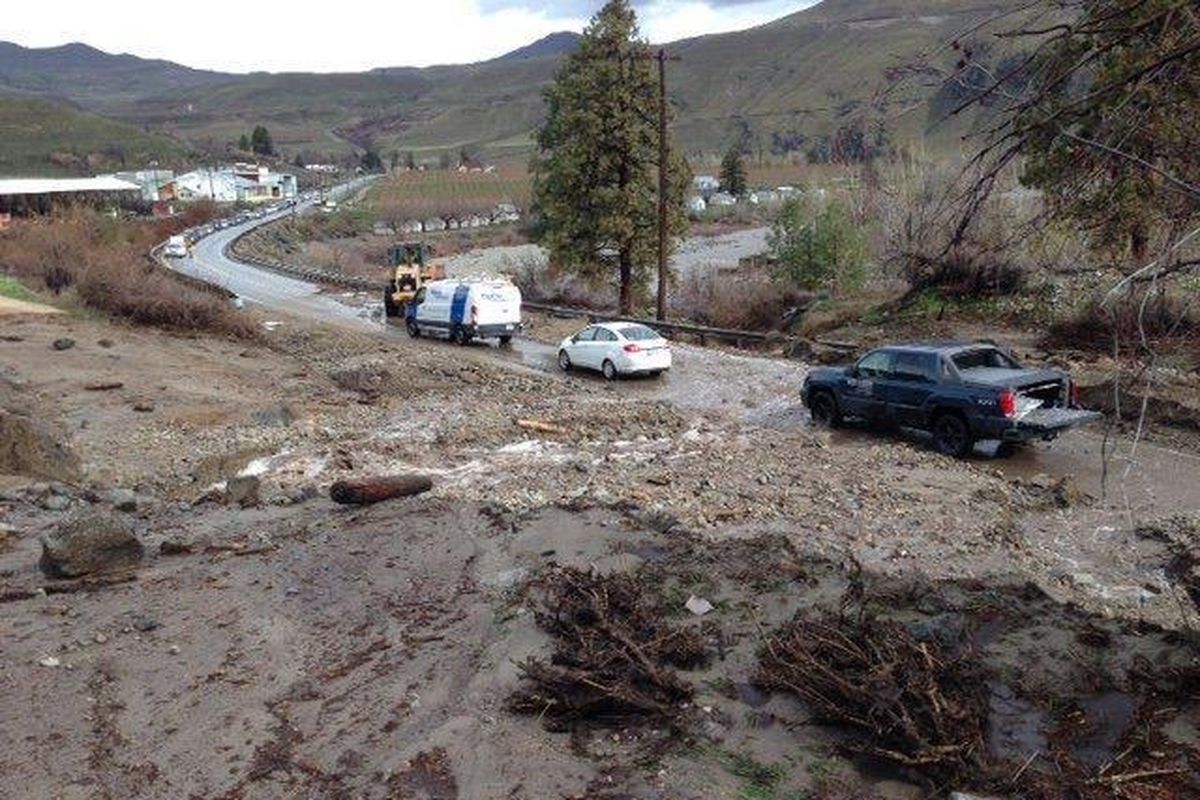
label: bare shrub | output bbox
[507,254,613,310]
[883,168,1034,299]
[901,250,1026,298]
[1045,289,1198,354]
[674,269,813,331]
[0,210,257,339]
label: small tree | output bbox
[293,154,305,168]
[238,134,250,151]
[389,151,399,171]
[360,150,384,172]
[769,196,867,294]
[250,126,274,157]
[720,146,748,198]
[405,151,416,170]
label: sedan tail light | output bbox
[1069,381,1081,408]
[998,389,1016,418]
[623,343,641,354]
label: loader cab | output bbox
[383,242,444,318]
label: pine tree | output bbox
[238,133,250,151]
[250,126,274,157]
[719,146,747,198]
[405,151,416,170]
[532,0,689,314]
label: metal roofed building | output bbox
[0,176,142,215]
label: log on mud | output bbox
[329,474,433,505]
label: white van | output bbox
[164,235,188,258]
[404,278,522,345]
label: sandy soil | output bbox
[0,295,62,316]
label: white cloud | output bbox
[4,0,814,72]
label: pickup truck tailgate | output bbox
[1018,407,1103,433]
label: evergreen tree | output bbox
[238,133,250,151]
[390,151,400,171]
[360,150,384,172]
[405,151,416,170]
[719,146,748,197]
[250,126,275,157]
[532,0,689,314]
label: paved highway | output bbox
[169,178,380,331]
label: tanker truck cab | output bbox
[404,278,522,346]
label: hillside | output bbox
[0,0,1023,166]
[0,41,226,107]
[0,95,186,175]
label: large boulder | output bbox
[0,409,81,483]
[39,511,144,578]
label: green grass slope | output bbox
[0,95,186,175]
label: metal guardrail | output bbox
[520,301,793,347]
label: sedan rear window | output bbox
[619,325,660,341]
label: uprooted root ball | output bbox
[507,565,709,732]
[755,611,989,782]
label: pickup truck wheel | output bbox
[932,413,974,458]
[405,318,420,338]
[499,335,513,346]
[809,391,841,428]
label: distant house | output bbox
[108,169,175,202]
[423,217,447,232]
[687,196,707,216]
[708,192,737,207]
[748,190,782,205]
[694,175,720,197]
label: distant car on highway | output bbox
[163,235,189,258]
[558,322,671,380]
[801,341,1100,457]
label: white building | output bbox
[172,164,297,204]
[694,175,720,194]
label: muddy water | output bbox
[828,424,1200,518]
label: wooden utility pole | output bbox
[654,48,678,322]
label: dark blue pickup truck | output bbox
[801,342,1102,457]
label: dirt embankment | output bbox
[1,306,1197,799]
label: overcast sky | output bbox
[6,0,817,73]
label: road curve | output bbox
[170,179,379,332]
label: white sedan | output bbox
[557,321,671,380]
